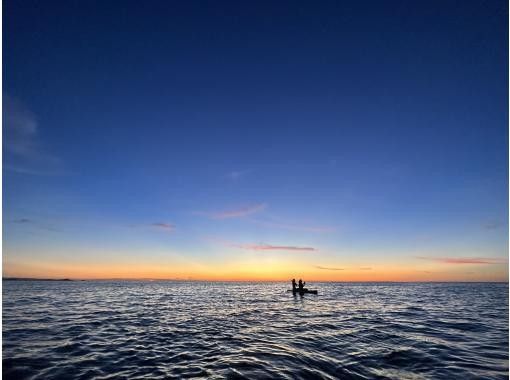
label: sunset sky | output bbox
[3,0,508,281]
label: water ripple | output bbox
[3,281,508,379]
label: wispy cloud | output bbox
[4,96,38,158]
[416,256,507,264]
[359,267,372,270]
[315,265,344,270]
[234,243,315,252]
[207,237,316,252]
[9,218,59,232]
[11,218,32,224]
[3,164,61,176]
[483,221,505,230]
[150,222,175,232]
[225,170,250,181]
[3,95,61,175]
[196,203,267,219]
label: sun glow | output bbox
[4,255,507,282]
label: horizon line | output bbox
[3,277,508,284]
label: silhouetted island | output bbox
[3,277,75,281]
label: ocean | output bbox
[2,281,508,379]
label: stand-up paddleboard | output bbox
[287,289,318,295]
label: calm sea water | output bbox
[3,281,508,379]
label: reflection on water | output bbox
[3,281,508,379]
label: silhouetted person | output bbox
[298,279,306,291]
[291,278,297,291]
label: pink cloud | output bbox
[197,203,267,219]
[150,222,175,232]
[315,266,343,270]
[416,256,507,264]
[234,244,315,252]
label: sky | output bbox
[3,0,508,281]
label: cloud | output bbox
[150,223,175,232]
[483,221,505,230]
[9,218,59,232]
[225,170,250,180]
[3,96,38,158]
[234,244,315,252]
[3,95,61,174]
[416,256,507,264]
[208,237,316,252]
[3,164,60,176]
[11,218,32,224]
[315,265,344,270]
[196,203,267,219]
[359,267,372,270]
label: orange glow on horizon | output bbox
[4,258,508,282]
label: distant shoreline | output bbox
[3,278,76,282]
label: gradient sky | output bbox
[3,0,508,281]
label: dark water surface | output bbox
[3,281,508,379]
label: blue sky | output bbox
[3,0,508,280]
